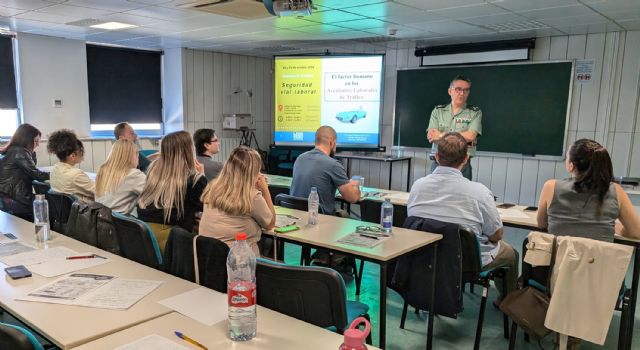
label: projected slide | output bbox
[274,55,383,148]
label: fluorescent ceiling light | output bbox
[90,22,137,30]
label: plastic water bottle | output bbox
[339,317,371,350]
[33,194,50,243]
[227,232,257,341]
[308,186,319,225]
[380,198,393,235]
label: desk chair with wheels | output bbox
[0,323,44,350]
[393,217,509,350]
[256,258,372,344]
[45,191,76,234]
[111,212,163,269]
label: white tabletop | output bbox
[272,207,441,262]
[71,311,381,350]
[0,211,199,349]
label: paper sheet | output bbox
[381,192,409,202]
[497,208,532,219]
[0,241,35,257]
[114,334,190,350]
[336,232,389,248]
[0,246,78,267]
[0,233,19,244]
[158,287,227,326]
[275,214,299,228]
[28,254,111,277]
[19,274,163,310]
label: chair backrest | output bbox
[31,180,50,195]
[164,226,229,293]
[391,216,463,318]
[66,201,120,255]
[256,258,348,330]
[274,193,308,211]
[45,191,76,234]
[139,149,157,157]
[111,212,162,268]
[458,228,483,283]
[0,323,44,350]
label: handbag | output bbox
[499,236,557,339]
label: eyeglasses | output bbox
[356,225,382,234]
[452,87,471,94]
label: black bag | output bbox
[66,201,119,255]
[499,236,557,339]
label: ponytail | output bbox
[570,139,613,216]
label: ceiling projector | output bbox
[264,0,313,17]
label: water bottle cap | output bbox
[35,194,45,200]
[343,329,366,347]
[235,232,247,241]
[311,186,317,192]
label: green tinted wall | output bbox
[394,61,573,156]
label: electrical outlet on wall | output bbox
[53,99,63,108]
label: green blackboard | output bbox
[394,61,573,156]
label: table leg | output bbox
[388,162,393,190]
[406,158,412,192]
[379,263,388,349]
[427,243,438,350]
[626,246,639,350]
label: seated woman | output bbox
[95,140,146,215]
[538,138,640,241]
[199,146,275,256]
[0,124,50,220]
[137,131,207,251]
[47,129,95,202]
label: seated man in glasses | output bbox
[407,132,517,303]
[427,75,481,180]
[193,128,223,181]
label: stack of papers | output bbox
[19,273,163,310]
[497,208,531,219]
[0,241,35,257]
[337,232,390,249]
[0,246,110,277]
[115,335,190,350]
[275,214,299,228]
[158,287,227,326]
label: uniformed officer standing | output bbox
[427,75,481,180]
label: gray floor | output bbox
[279,225,639,350]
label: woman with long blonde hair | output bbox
[95,140,146,214]
[200,146,275,255]
[137,131,206,250]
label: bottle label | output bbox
[228,284,256,308]
[383,217,392,228]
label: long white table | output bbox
[270,207,442,350]
[71,310,382,350]
[0,211,199,349]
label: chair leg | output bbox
[501,274,509,339]
[355,260,364,296]
[363,313,373,345]
[474,285,489,350]
[300,247,311,265]
[618,292,631,350]
[400,301,409,329]
[508,321,518,350]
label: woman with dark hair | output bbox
[0,124,50,220]
[537,139,640,241]
[47,129,94,202]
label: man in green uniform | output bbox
[427,75,481,180]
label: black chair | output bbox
[276,150,303,176]
[164,226,229,293]
[0,322,44,350]
[360,199,407,227]
[44,191,75,234]
[274,194,309,264]
[256,258,372,343]
[393,217,509,350]
[111,212,163,269]
[31,180,50,195]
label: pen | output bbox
[175,331,208,350]
[359,234,379,240]
[66,255,97,260]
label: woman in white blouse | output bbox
[95,140,146,214]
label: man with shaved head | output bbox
[290,125,360,215]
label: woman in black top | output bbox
[0,124,50,220]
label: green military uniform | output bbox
[428,103,482,179]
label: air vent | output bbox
[66,18,106,27]
[482,20,549,32]
[178,0,271,19]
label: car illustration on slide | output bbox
[336,110,367,123]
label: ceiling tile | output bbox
[302,9,368,24]
[36,4,115,18]
[493,0,581,12]
[462,13,530,26]
[273,16,315,29]
[290,23,353,34]
[14,11,81,24]
[313,0,388,10]
[540,14,612,27]
[517,4,596,20]
[407,19,491,35]
[0,6,27,16]
[127,0,174,4]
[333,18,390,30]
[618,19,640,30]
[341,2,443,23]
[66,0,146,12]
[432,3,509,19]
[97,12,165,26]
[125,5,203,21]
[0,0,53,11]
[362,26,439,39]
[393,0,486,11]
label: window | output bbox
[0,35,20,137]
[86,44,163,137]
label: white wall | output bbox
[17,33,91,137]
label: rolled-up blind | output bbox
[0,35,17,109]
